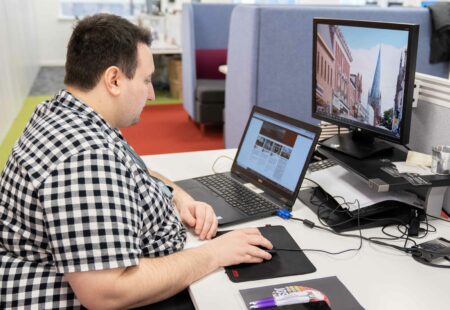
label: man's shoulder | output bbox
[10,97,119,186]
[27,99,111,152]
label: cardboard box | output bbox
[170,79,182,99]
[168,57,182,82]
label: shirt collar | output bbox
[54,89,124,142]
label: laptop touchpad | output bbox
[188,188,219,202]
[188,188,244,218]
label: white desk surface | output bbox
[142,149,450,310]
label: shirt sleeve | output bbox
[38,148,142,273]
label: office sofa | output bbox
[224,5,450,148]
[182,3,236,125]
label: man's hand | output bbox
[203,227,274,266]
[178,200,218,240]
[147,170,218,240]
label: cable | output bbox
[274,209,450,268]
[286,216,411,254]
[283,187,434,254]
[295,181,448,267]
[308,187,370,230]
[290,217,364,255]
[376,224,417,249]
[308,188,351,225]
[314,191,448,267]
[308,185,416,243]
[211,155,234,174]
[304,177,320,187]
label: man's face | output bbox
[119,43,155,127]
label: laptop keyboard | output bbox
[195,174,280,216]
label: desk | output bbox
[151,41,182,55]
[142,149,450,310]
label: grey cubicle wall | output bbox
[181,3,235,121]
[410,98,450,214]
[225,5,449,149]
[225,5,260,147]
[409,102,450,154]
[409,77,450,214]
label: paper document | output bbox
[406,150,432,167]
[392,162,434,175]
[308,165,422,211]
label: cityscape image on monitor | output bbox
[314,23,410,138]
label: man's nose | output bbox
[147,83,155,101]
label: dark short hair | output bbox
[64,13,151,90]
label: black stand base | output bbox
[298,187,420,233]
[320,133,393,159]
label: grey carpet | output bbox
[29,66,66,96]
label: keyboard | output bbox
[195,174,280,216]
[309,159,336,172]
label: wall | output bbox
[33,0,181,66]
[0,0,40,144]
[34,0,76,66]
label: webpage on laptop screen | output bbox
[236,112,315,192]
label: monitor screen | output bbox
[312,18,418,158]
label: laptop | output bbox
[176,106,321,226]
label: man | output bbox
[0,14,273,309]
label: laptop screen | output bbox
[234,109,318,194]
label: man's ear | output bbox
[103,66,122,96]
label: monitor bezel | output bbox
[311,18,419,146]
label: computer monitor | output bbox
[312,18,419,158]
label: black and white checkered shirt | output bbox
[0,90,186,309]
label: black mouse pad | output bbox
[219,225,316,282]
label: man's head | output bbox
[65,14,155,128]
[65,13,151,91]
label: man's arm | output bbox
[149,169,218,240]
[65,228,273,310]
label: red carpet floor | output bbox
[120,104,224,155]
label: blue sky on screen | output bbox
[338,25,409,114]
[340,26,408,49]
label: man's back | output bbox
[0,90,186,309]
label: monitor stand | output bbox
[298,187,420,233]
[320,132,393,159]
